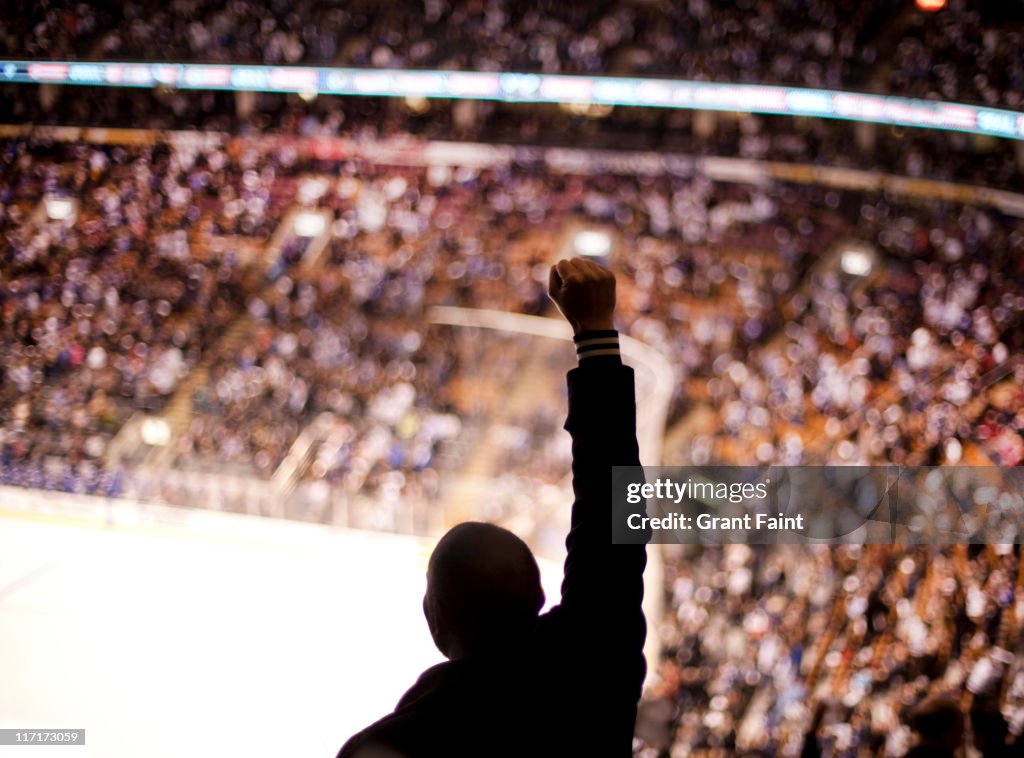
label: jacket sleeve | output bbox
[558,331,650,753]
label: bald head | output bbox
[424,522,544,659]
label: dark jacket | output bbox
[337,349,649,757]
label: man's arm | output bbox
[548,258,650,753]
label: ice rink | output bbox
[0,492,564,758]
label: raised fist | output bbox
[548,257,616,335]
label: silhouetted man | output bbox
[337,257,650,757]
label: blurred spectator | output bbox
[905,695,964,758]
[7,0,1023,111]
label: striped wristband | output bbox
[573,330,621,363]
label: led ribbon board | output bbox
[3,60,1023,141]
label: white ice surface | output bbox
[0,505,562,758]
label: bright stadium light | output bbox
[573,230,612,258]
[405,96,430,113]
[298,177,329,205]
[559,102,614,119]
[140,417,171,447]
[841,249,873,277]
[45,196,74,221]
[294,211,326,238]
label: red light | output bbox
[916,0,947,10]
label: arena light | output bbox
[294,211,326,238]
[140,417,171,446]
[44,196,74,221]
[916,0,946,11]
[297,177,329,204]
[558,102,614,118]
[573,230,612,258]
[840,249,873,277]
[405,95,430,113]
